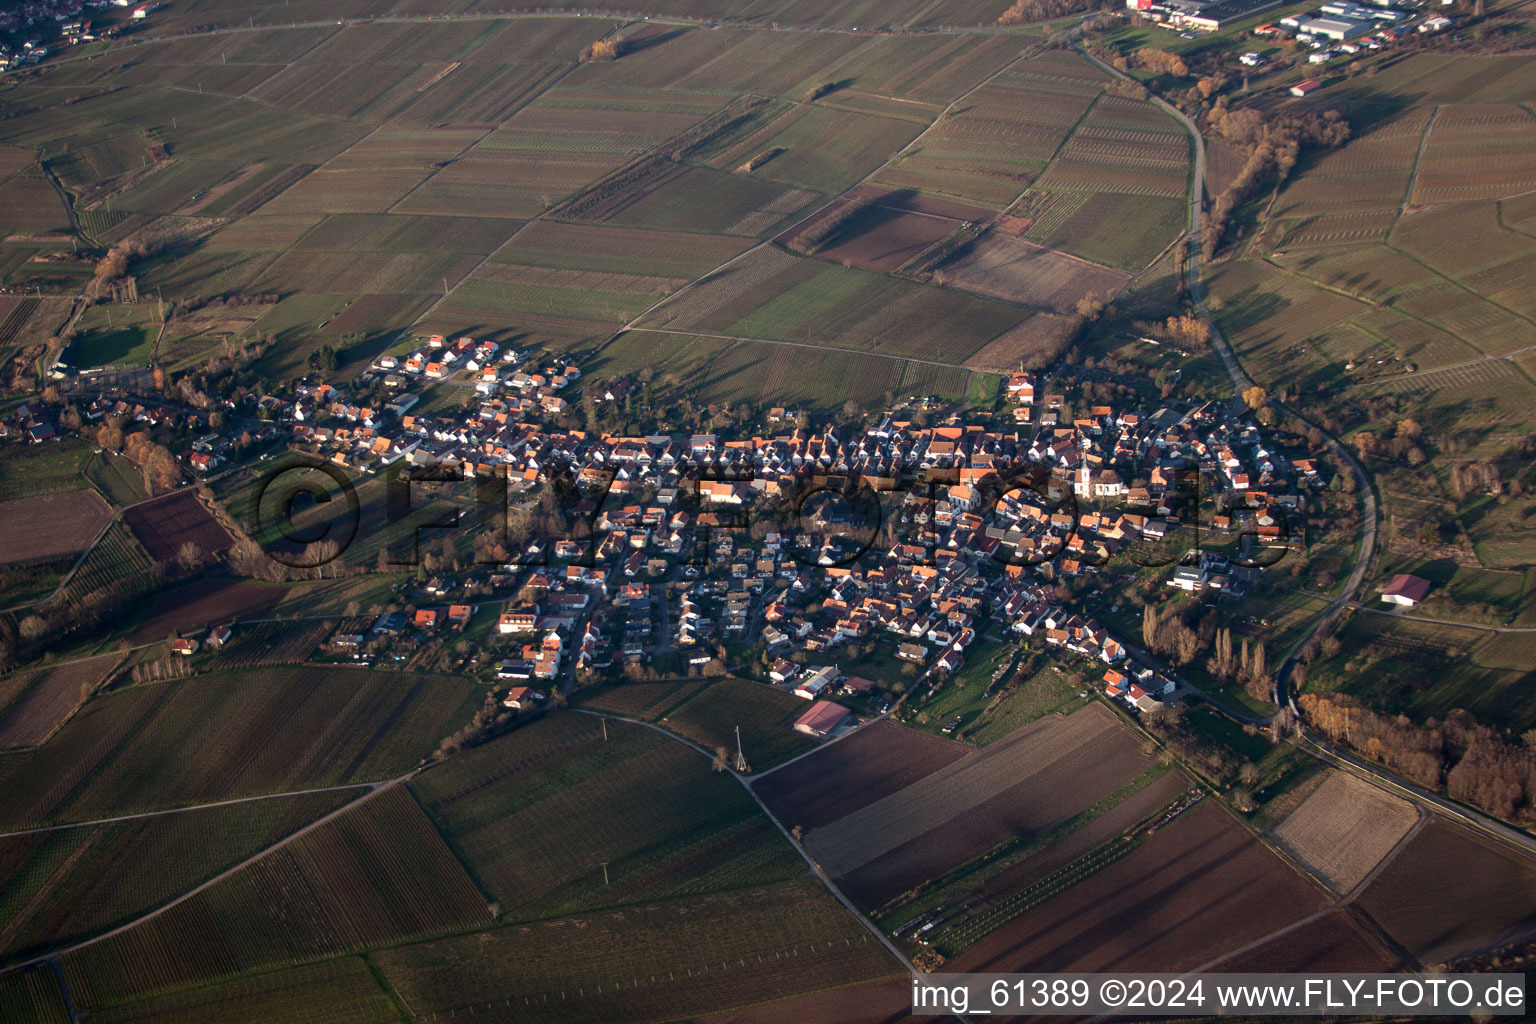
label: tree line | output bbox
[1201,107,1351,260]
[1300,692,1536,823]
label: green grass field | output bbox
[1036,193,1186,271]
[1305,612,1536,732]
[412,714,804,923]
[637,246,1025,365]
[657,677,818,770]
[84,450,148,507]
[908,638,1088,744]
[58,785,487,1011]
[374,878,902,1024]
[0,789,359,963]
[0,438,93,497]
[0,667,479,829]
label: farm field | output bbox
[658,678,818,770]
[79,958,399,1024]
[694,977,917,1024]
[0,967,69,1024]
[591,329,912,410]
[1358,819,1536,963]
[411,714,804,922]
[1032,192,1186,271]
[121,490,234,564]
[125,578,286,642]
[592,163,820,239]
[85,450,150,507]
[52,522,156,611]
[753,718,967,832]
[0,651,121,751]
[870,53,1108,209]
[695,101,927,195]
[1205,260,1373,394]
[374,879,903,1024]
[785,199,959,275]
[883,767,1192,950]
[804,703,1151,908]
[0,667,478,828]
[1270,771,1419,893]
[950,800,1329,973]
[209,619,336,667]
[963,312,1081,372]
[570,678,715,721]
[1034,94,1189,200]
[1304,612,1536,734]
[0,438,94,498]
[0,789,358,964]
[1473,631,1536,671]
[636,245,1025,364]
[58,785,487,1011]
[0,490,111,565]
[428,223,753,348]
[1212,907,1404,973]
[940,232,1131,315]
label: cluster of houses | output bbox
[28,314,1335,738]
[259,359,1318,730]
[0,401,59,443]
[1,0,150,71]
[1120,0,1453,87]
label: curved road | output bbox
[1069,33,1536,860]
[1073,33,1378,713]
[0,769,424,976]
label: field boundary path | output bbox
[0,780,381,840]
[1055,29,1536,863]
[47,959,80,1024]
[0,768,425,977]
[1401,105,1441,215]
[1,465,237,615]
[569,708,937,999]
[601,39,1049,356]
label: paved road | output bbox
[1302,732,1536,858]
[568,708,929,984]
[1067,31,1536,857]
[1073,29,1379,711]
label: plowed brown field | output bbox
[805,704,1150,908]
[951,800,1329,974]
[753,719,966,833]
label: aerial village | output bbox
[13,324,1335,743]
[101,326,1332,736]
